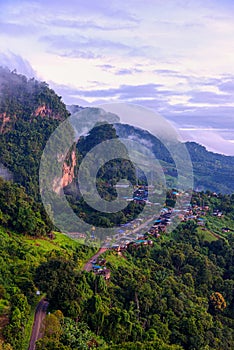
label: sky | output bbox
[0,0,234,155]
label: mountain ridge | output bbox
[0,68,233,195]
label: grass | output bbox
[103,250,133,269]
[25,231,82,252]
[197,227,218,242]
[24,232,95,266]
[205,215,233,241]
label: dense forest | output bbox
[0,67,69,199]
[33,192,234,350]
[0,68,233,349]
[0,184,233,349]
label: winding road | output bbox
[28,298,49,350]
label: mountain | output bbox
[0,69,233,206]
[0,71,233,350]
[185,142,234,193]
[113,123,234,194]
[0,67,69,198]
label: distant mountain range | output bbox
[111,122,234,194]
[67,106,234,194]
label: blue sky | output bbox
[0,0,234,155]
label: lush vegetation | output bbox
[0,223,94,349]
[115,123,234,194]
[32,192,234,350]
[0,69,233,349]
[0,178,52,236]
[0,67,69,199]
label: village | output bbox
[88,187,227,280]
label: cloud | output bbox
[48,18,139,31]
[96,65,143,75]
[0,22,37,36]
[218,78,234,92]
[40,34,134,58]
[60,83,164,100]
[58,50,101,59]
[0,52,37,78]
[179,128,234,156]
[188,91,232,104]
[97,64,115,70]
[115,68,143,75]
[49,82,91,106]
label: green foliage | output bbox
[116,124,234,194]
[35,311,107,350]
[3,293,30,350]
[0,67,70,200]
[0,178,52,235]
[33,229,234,349]
[0,225,94,349]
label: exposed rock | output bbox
[52,150,77,194]
[33,104,63,120]
[0,112,14,133]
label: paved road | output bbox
[28,298,49,350]
[83,247,108,272]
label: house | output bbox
[158,225,166,232]
[98,259,106,266]
[135,239,148,246]
[99,269,111,280]
[112,244,121,252]
[213,210,223,217]
[197,221,205,226]
[222,227,230,233]
[203,206,209,211]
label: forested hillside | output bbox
[0,180,233,349]
[33,192,234,350]
[0,67,233,202]
[115,123,234,194]
[0,69,233,349]
[0,67,69,198]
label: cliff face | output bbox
[62,150,77,188]
[33,104,64,120]
[52,150,77,194]
[0,67,69,134]
[0,104,64,134]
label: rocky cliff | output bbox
[52,149,77,194]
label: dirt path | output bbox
[28,298,49,350]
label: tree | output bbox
[40,314,62,340]
[209,292,227,312]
